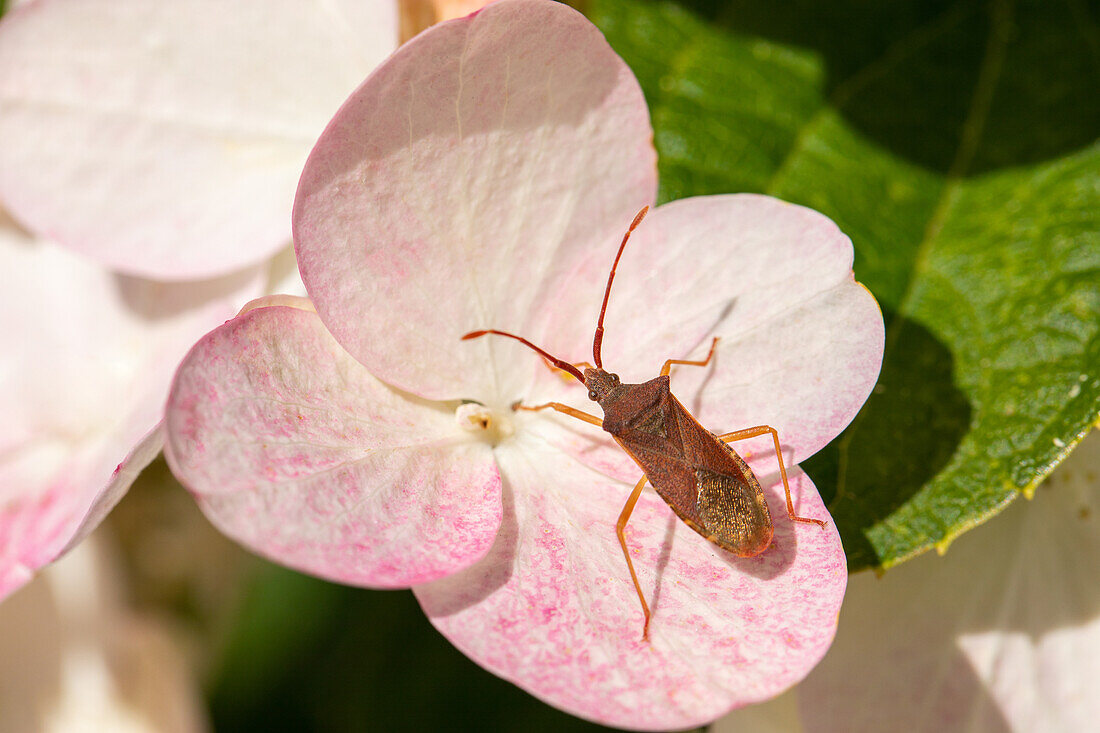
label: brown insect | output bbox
[463,206,826,640]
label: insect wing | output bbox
[692,465,773,556]
[613,389,774,556]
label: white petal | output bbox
[0,536,207,732]
[0,0,397,278]
[416,418,845,729]
[294,0,656,402]
[0,220,264,600]
[164,304,503,587]
[798,430,1100,732]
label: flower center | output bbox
[456,402,494,431]
[455,402,513,444]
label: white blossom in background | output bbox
[0,0,397,279]
[0,0,401,600]
[715,428,1100,733]
[0,534,208,733]
[0,212,266,599]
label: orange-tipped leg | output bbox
[617,475,652,641]
[513,401,603,427]
[717,425,827,528]
[660,337,720,377]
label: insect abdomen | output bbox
[694,468,773,556]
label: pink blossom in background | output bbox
[164,1,884,728]
[0,0,402,600]
[713,429,1100,733]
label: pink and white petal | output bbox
[164,305,502,587]
[796,430,1100,733]
[531,195,883,476]
[414,421,845,730]
[237,293,315,317]
[59,424,165,556]
[629,197,881,463]
[294,0,656,403]
[679,280,881,465]
[0,224,263,603]
[0,0,397,279]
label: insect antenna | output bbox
[592,206,649,368]
[461,329,585,384]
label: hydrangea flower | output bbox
[163,1,884,727]
[0,0,401,599]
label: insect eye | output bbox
[588,390,599,401]
[609,373,620,384]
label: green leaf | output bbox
[589,0,1100,570]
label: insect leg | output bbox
[617,475,652,641]
[717,426,827,528]
[514,402,602,427]
[659,337,720,377]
